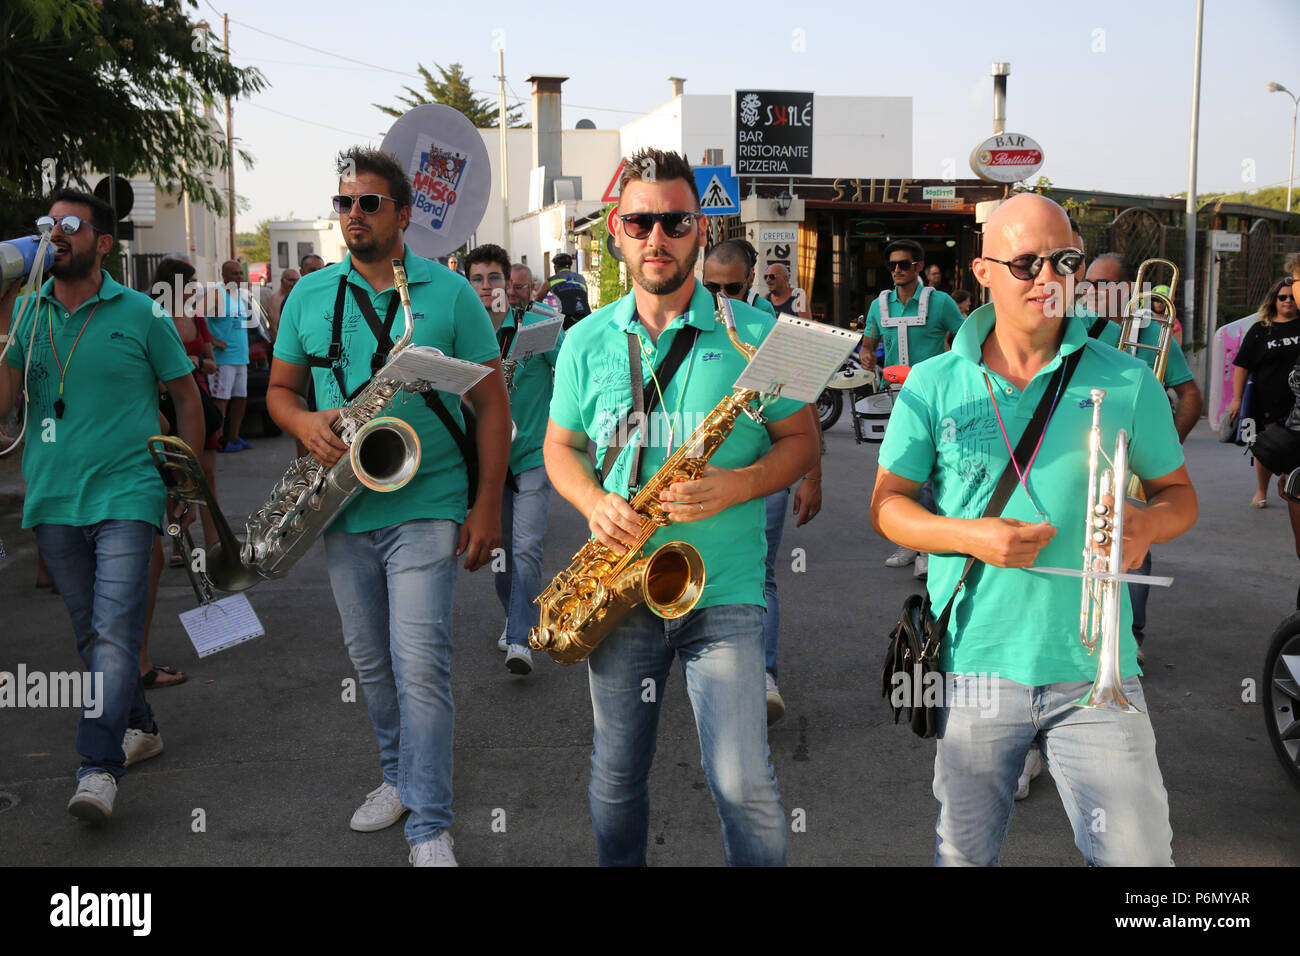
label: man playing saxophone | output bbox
[870,193,1197,866]
[269,147,511,867]
[543,148,819,866]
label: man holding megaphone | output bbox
[0,189,205,827]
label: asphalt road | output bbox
[1,415,1297,867]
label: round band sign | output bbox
[381,104,491,259]
[968,133,1044,184]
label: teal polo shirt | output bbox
[1094,316,1194,387]
[209,289,250,365]
[549,281,804,610]
[7,270,194,529]
[878,302,1186,686]
[274,246,499,531]
[746,293,777,317]
[866,286,965,367]
[501,307,564,475]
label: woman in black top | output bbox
[1231,277,1300,506]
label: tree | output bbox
[0,0,266,238]
[374,62,526,128]
[237,218,271,263]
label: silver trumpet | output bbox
[1031,388,1173,713]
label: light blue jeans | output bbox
[587,603,786,866]
[494,466,551,646]
[325,519,459,848]
[36,521,157,781]
[933,674,1174,866]
[762,488,789,680]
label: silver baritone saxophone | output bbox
[148,258,443,599]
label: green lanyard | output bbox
[47,299,101,418]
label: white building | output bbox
[267,219,348,283]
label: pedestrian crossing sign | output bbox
[694,165,740,216]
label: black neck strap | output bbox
[598,324,699,494]
[921,344,1087,661]
[304,274,400,403]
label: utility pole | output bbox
[497,49,510,252]
[224,13,236,263]
[1185,0,1204,383]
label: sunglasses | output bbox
[983,248,1084,281]
[704,280,747,297]
[37,215,105,236]
[618,211,697,240]
[1280,293,1295,302]
[888,259,919,272]
[332,193,396,215]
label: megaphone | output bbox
[0,235,55,284]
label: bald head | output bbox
[221,260,243,284]
[982,193,1073,259]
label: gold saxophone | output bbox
[529,295,770,665]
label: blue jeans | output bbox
[933,675,1173,866]
[494,466,551,646]
[762,488,789,680]
[35,521,157,781]
[1129,551,1152,640]
[325,519,459,847]
[587,603,786,866]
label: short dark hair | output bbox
[300,253,324,269]
[951,289,972,307]
[49,187,116,237]
[1093,251,1134,283]
[885,239,924,262]
[464,243,510,276]
[705,239,752,271]
[336,146,413,209]
[618,148,699,210]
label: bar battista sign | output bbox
[969,132,1044,184]
[734,90,814,177]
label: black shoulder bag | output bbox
[881,346,1085,738]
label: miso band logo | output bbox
[50,886,151,936]
[411,135,469,232]
[0,665,103,718]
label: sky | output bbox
[206,0,1300,232]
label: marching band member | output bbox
[543,148,818,865]
[269,147,510,866]
[870,193,1197,866]
[0,190,204,823]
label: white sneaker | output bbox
[409,831,457,867]
[67,772,117,824]
[350,781,407,832]
[765,672,786,725]
[505,643,533,675]
[1014,748,1043,801]
[885,546,918,568]
[123,727,163,768]
[913,554,929,579]
[497,627,508,652]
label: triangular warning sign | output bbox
[601,160,626,204]
[700,174,736,210]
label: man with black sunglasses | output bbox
[870,192,1197,867]
[544,147,819,865]
[703,240,775,317]
[0,189,205,825]
[269,146,511,867]
[763,263,810,319]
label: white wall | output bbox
[268,220,347,284]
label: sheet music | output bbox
[384,347,491,396]
[507,315,562,360]
[178,593,265,658]
[732,316,862,403]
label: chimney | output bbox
[668,76,686,97]
[526,74,567,207]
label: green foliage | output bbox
[1022,176,1096,217]
[592,208,629,308]
[0,0,266,233]
[1191,186,1293,212]
[374,62,526,128]
[236,218,271,263]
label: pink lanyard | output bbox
[981,367,1065,509]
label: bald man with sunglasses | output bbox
[870,193,1196,867]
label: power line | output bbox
[242,102,377,139]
